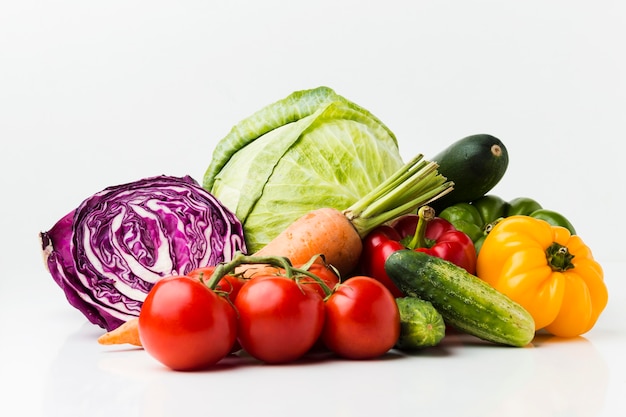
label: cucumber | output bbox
[430,134,509,212]
[385,250,535,347]
[395,297,446,350]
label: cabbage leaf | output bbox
[40,175,246,331]
[204,87,405,253]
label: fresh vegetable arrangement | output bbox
[40,86,608,371]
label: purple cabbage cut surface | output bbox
[40,175,246,331]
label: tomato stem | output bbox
[205,252,334,296]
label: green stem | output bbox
[343,154,453,237]
[406,206,435,249]
[545,243,575,272]
[205,252,334,297]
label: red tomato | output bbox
[235,276,325,364]
[187,266,246,303]
[322,276,400,360]
[296,263,340,298]
[186,266,216,282]
[138,275,237,371]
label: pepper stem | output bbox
[406,206,435,250]
[545,242,575,272]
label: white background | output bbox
[1,1,625,416]
[1,1,624,266]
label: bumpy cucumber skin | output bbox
[385,250,535,347]
[395,297,446,350]
[430,134,509,211]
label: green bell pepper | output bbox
[438,194,577,253]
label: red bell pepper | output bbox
[359,206,477,297]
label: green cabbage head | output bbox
[203,86,405,253]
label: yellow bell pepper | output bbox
[476,215,608,338]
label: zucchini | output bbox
[395,297,446,350]
[430,134,509,212]
[385,250,535,347]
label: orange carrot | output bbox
[98,317,142,347]
[250,208,361,277]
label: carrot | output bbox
[98,317,142,347]
[250,207,361,277]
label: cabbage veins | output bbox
[203,86,404,253]
[40,175,246,331]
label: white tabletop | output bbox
[2,261,623,417]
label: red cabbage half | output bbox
[40,175,246,331]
